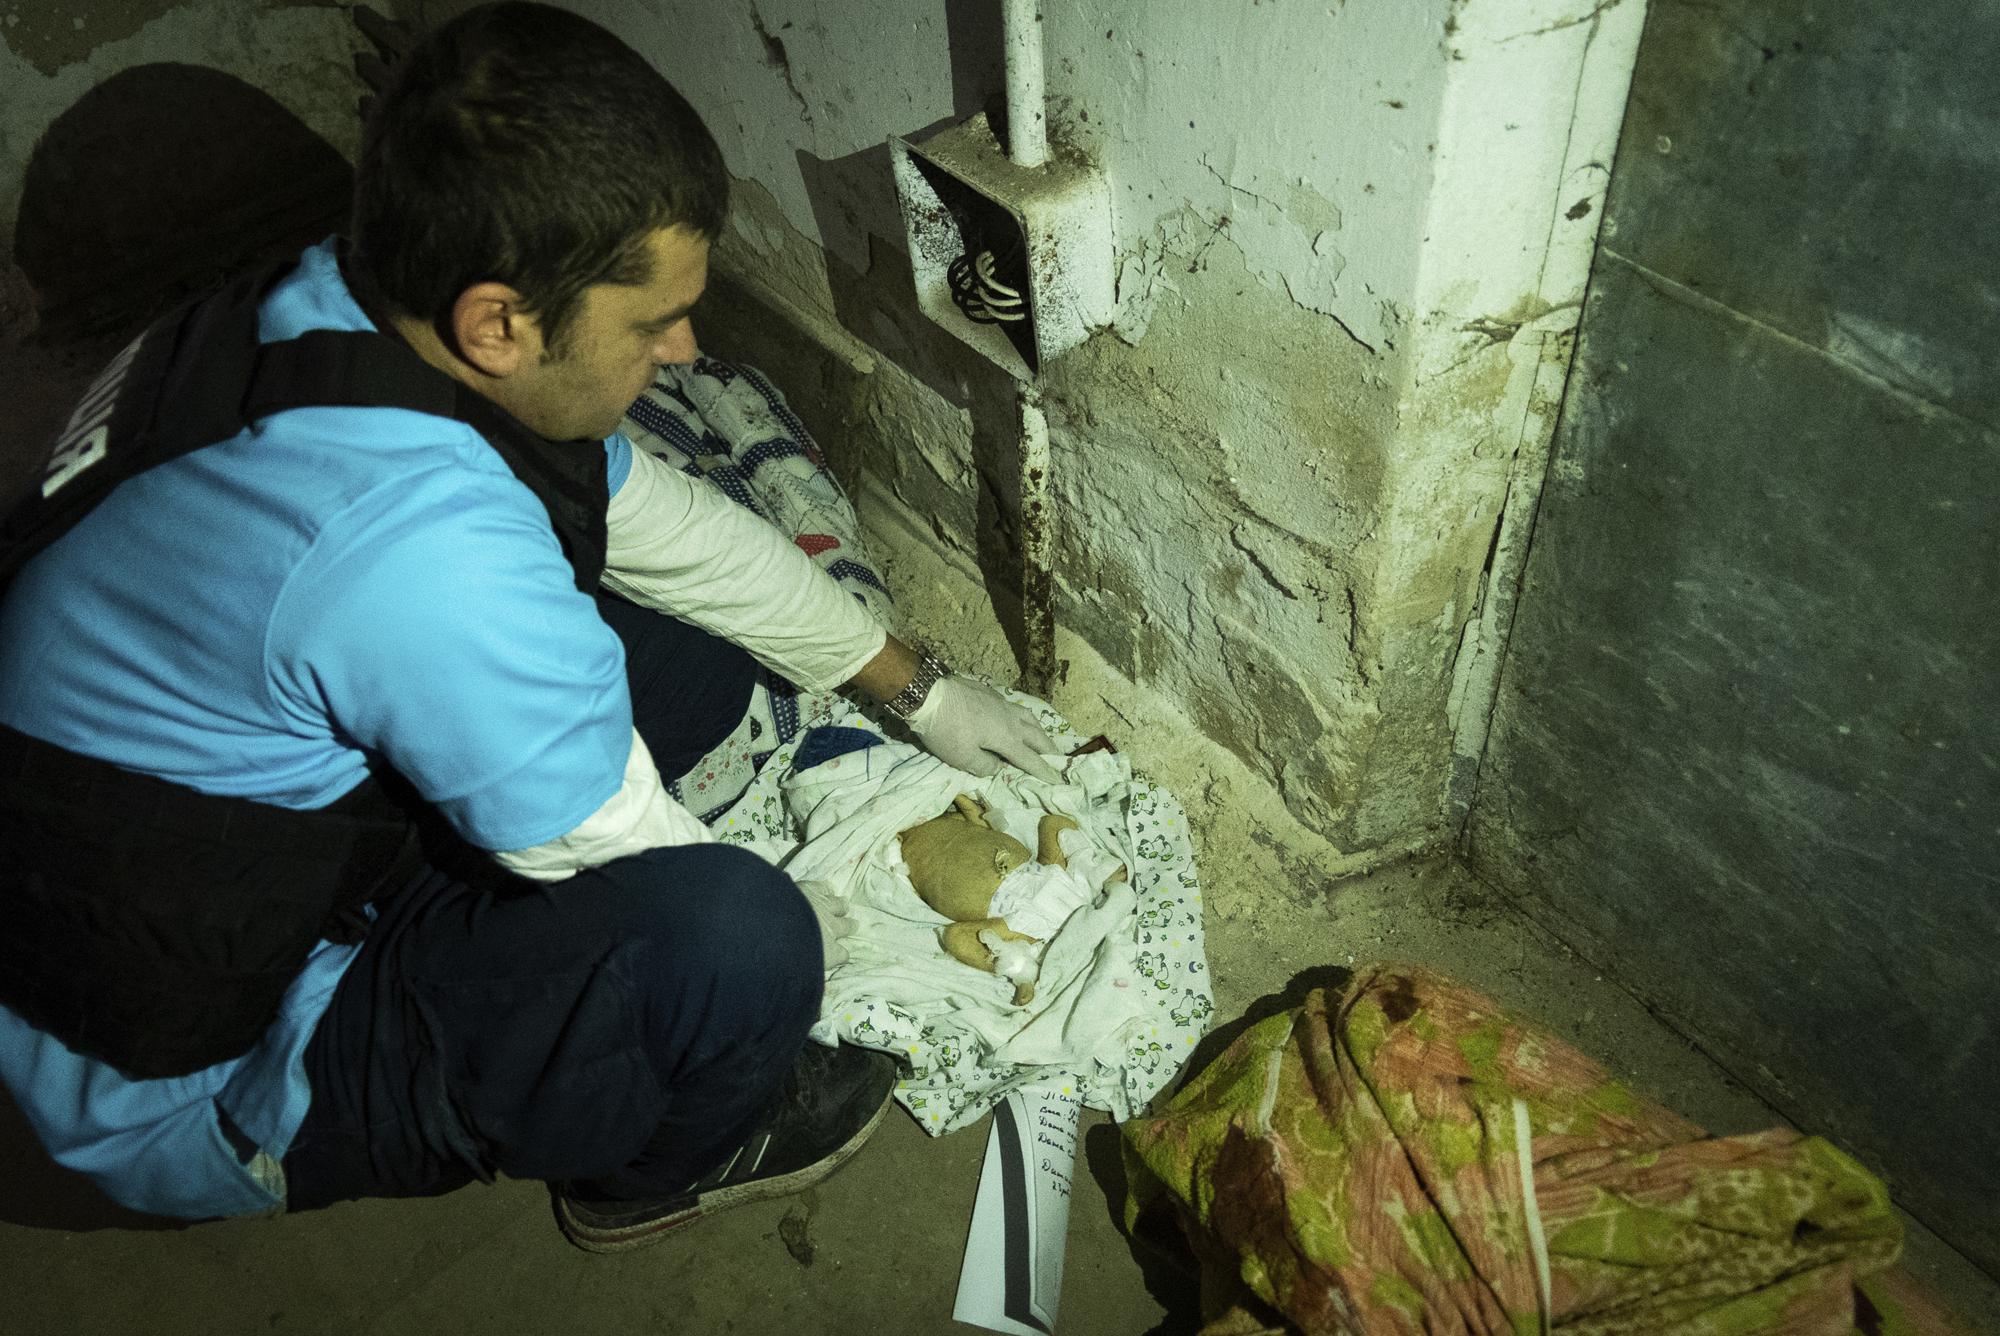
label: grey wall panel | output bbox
[1478,255,1999,1265]
[1609,2,2000,426]
[1470,0,2000,1274]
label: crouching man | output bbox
[0,1,1055,1252]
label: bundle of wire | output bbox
[947,248,1028,324]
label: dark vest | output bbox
[0,254,610,1080]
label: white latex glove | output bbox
[907,676,1061,782]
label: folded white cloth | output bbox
[789,742,1140,1035]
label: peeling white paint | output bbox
[1047,1,1447,352]
[552,0,1461,353]
[1110,239,1169,345]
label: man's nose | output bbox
[654,319,698,366]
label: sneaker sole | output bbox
[556,1087,896,1254]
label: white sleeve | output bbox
[492,728,713,882]
[600,445,887,692]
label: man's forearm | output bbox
[846,633,921,704]
[603,446,886,692]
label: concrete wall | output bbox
[3,0,1639,866]
[1467,0,2000,1275]
[0,0,368,489]
[1,0,368,261]
[424,0,1645,861]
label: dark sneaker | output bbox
[554,1042,898,1253]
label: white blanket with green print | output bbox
[708,698,1212,1136]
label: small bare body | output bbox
[896,795,1083,1005]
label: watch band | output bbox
[885,650,950,720]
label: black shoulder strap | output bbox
[2,264,607,593]
[244,327,458,421]
[244,332,608,592]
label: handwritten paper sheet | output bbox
[952,1082,1082,1335]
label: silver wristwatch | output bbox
[885,650,950,720]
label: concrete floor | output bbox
[5,853,1996,1334]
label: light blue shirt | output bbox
[0,240,636,1217]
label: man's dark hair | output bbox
[349,2,727,355]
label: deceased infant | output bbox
[776,729,1209,1134]
[898,795,1128,1005]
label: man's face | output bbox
[507,224,710,442]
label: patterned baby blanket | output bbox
[767,720,1210,1133]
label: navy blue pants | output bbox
[281,595,820,1209]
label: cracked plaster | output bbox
[663,0,1642,854]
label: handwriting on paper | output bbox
[1033,1091,1080,1199]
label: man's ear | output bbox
[448,281,538,377]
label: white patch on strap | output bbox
[42,426,108,498]
[42,331,143,497]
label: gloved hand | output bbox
[907,676,1061,782]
